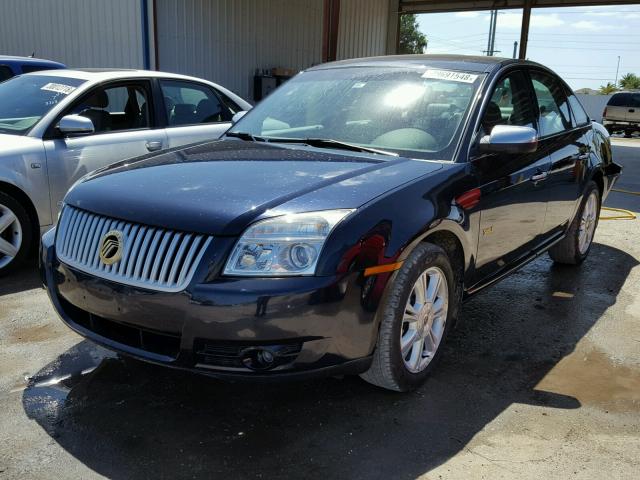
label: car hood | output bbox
[0,133,43,154]
[65,140,443,235]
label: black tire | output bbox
[624,131,633,138]
[548,181,600,265]
[360,243,460,392]
[0,191,33,276]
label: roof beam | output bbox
[400,0,640,14]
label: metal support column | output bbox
[519,0,532,59]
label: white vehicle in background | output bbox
[0,69,251,275]
[603,91,640,137]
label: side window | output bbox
[70,83,151,133]
[567,92,589,126]
[0,66,13,82]
[530,71,572,136]
[216,89,242,114]
[21,65,50,74]
[480,70,535,136]
[160,80,231,126]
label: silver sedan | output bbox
[0,69,251,275]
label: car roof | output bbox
[309,54,540,74]
[0,55,65,67]
[21,68,219,84]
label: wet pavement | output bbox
[0,140,639,479]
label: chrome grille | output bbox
[56,206,212,292]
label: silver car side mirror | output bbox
[57,115,95,136]
[232,111,248,124]
[479,125,538,154]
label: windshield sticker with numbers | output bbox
[41,83,77,95]
[421,70,479,83]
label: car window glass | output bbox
[480,71,535,136]
[0,66,14,82]
[531,71,572,136]
[0,74,86,135]
[21,65,51,74]
[70,84,151,133]
[567,93,589,126]
[216,89,242,114]
[160,80,231,126]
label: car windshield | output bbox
[0,74,86,135]
[229,66,485,160]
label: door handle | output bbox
[530,172,548,182]
[145,141,163,152]
[629,109,636,113]
[577,153,590,161]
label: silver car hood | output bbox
[0,133,43,156]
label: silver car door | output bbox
[43,80,168,217]
[159,79,234,148]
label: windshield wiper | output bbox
[225,131,266,142]
[266,137,399,157]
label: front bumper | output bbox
[41,229,380,380]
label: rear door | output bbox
[44,79,168,217]
[528,69,589,236]
[627,92,640,123]
[159,79,238,148]
[471,69,551,283]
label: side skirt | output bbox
[463,232,566,300]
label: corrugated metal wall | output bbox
[0,0,144,68]
[156,0,324,100]
[337,0,390,60]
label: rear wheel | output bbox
[361,243,459,392]
[548,181,600,265]
[0,192,32,276]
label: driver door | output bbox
[470,69,551,284]
[43,80,168,218]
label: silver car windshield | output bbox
[230,66,485,160]
[0,75,86,135]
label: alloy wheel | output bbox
[578,191,598,255]
[0,203,23,269]
[400,266,449,374]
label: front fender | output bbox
[0,137,51,226]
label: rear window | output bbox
[608,92,640,108]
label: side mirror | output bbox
[479,125,538,154]
[57,115,95,136]
[232,111,248,124]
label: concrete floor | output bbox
[0,140,638,480]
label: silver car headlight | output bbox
[223,209,354,276]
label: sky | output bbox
[416,4,640,91]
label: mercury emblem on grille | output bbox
[99,230,124,265]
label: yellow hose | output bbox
[600,206,637,221]
[612,188,640,196]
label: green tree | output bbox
[599,82,618,95]
[619,73,640,90]
[399,14,428,54]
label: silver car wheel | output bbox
[400,266,449,374]
[0,203,23,269]
[578,191,598,255]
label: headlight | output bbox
[223,209,353,276]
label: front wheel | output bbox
[548,181,600,265]
[360,243,459,392]
[0,192,32,276]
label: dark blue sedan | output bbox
[42,55,621,391]
[0,55,65,81]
